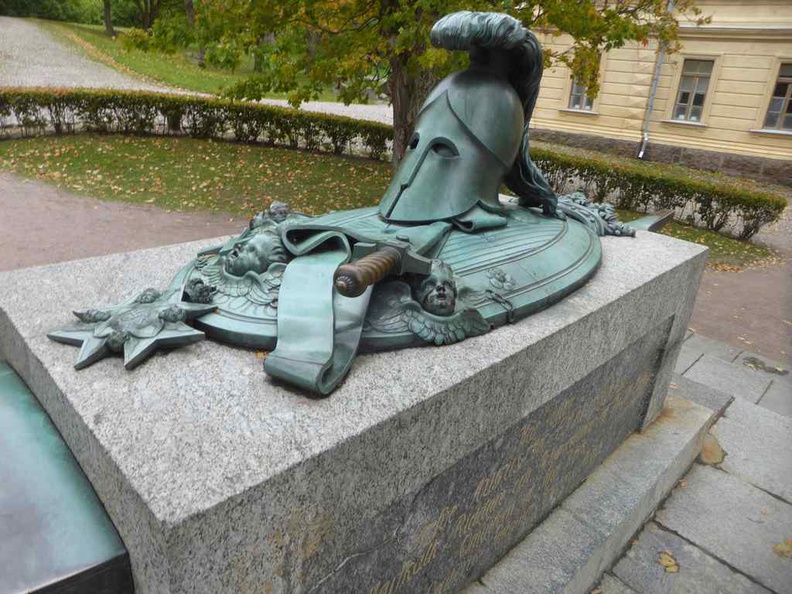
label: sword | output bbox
[334,240,433,298]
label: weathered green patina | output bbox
[48,11,647,396]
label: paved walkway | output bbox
[598,333,792,594]
[691,257,791,368]
[0,174,243,271]
[261,99,392,125]
[0,16,170,91]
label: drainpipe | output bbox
[638,0,674,159]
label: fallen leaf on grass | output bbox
[658,550,679,573]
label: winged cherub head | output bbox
[224,231,288,276]
[414,260,457,317]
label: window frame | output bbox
[761,60,792,132]
[558,54,607,116]
[663,53,722,127]
[567,78,595,112]
[672,59,714,122]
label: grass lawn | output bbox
[0,135,776,269]
[0,135,392,215]
[36,20,337,100]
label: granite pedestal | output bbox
[0,231,707,593]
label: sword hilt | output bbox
[334,246,402,298]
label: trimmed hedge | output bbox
[0,88,785,239]
[0,88,392,159]
[532,148,786,240]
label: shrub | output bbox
[531,148,786,239]
[0,88,784,239]
[119,28,151,52]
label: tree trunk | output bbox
[184,0,195,25]
[184,0,204,67]
[388,56,437,166]
[137,0,159,30]
[103,0,115,37]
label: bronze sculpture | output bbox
[49,11,646,395]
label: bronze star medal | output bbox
[48,287,215,370]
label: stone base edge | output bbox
[464,395,716,593]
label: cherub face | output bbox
[136,288,162,304]
[415,262,457,317]
[269,201,292,223]
[224,232,287,276]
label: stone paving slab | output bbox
[669,374,733,416]
[467,396,715,594]
[736,352,790,377]
[759,378,792,418]
[656,464,792,594]
[683,333,743,363]
[730,352,792,418]
[674,345,703,375]
[597,573,638,593]
[684,355,772,404]
[714,398,792,503]
[613,522,770,594]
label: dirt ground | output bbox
[1,172,789,365]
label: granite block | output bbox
[0,231,707,593]
[721,153,766,177]
[760,158,792,186]
[668,374,733,416]
[468,396,714,594]
[466,508,605,594]
[758,378,792,418]
[684,356,772,403]
[684,333,742,363]
[613,522,770,594]
[680,147,724,173]
[656,465,792,594]
[714,397,792,502]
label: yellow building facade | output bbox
[532,0,792,183]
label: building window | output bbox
[673,59,714,122]
[568,79,594,111]
[764,63,792,131]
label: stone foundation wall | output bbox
[532,128,792,187]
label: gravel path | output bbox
[0,17,391,122]
[0,16,171,91]
[261,99,392,125]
